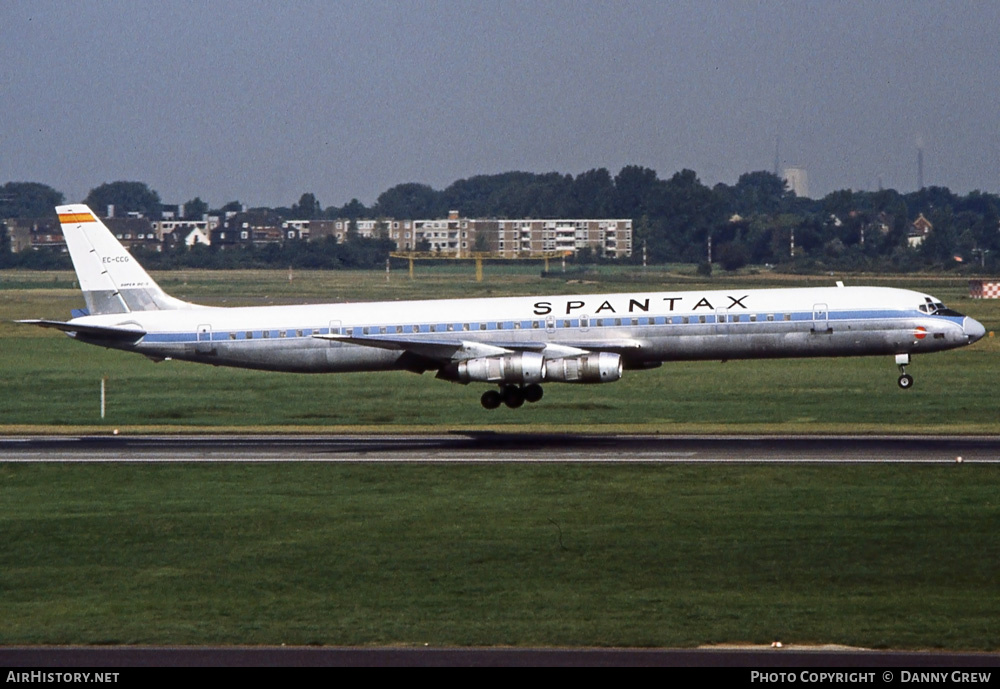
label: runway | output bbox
[1,433,998,463]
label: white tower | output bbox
[783,167,809,198]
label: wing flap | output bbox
[560,339,643,352]
[314,333,511,361]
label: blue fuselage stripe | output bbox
[139,308,956,344]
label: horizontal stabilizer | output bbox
[17,319,146,342]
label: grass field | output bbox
[3,462,999,648]
[2,267,999,649]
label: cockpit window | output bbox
[934,307,966,317]
[919,298,965,317]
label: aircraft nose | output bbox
[964,317,986,343]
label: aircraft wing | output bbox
[314,333,516,360]
[559,340,643,353]
[314,333,641,362]
[17,319,146,342]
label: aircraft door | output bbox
[329,320,342,336]
[196,324,214,354]
[811,304,831,334]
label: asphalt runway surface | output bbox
[2,432,1000,463]
[3,645,1000,668]
[4,433,999,667]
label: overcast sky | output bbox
[3,0,999,208]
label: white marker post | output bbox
[101,377,106,419]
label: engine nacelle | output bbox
[441,351,545,385]
[544,352,623,384]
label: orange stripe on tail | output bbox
[58,212,96,224]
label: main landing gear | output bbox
[481,383,544,409]
[895,353,914,389]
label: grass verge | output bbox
[2,462,998,649]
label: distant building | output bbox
[106,217,160,250]
[281,220,311,241]
[271,212,633,259]
[162,225,211,249]
[2,218,60,252]
[493,218,632,258]
[908,213,933,247]
[304,219,342,243]
[211,210,285,248]
[783,167,809,198]
[151,218,218,241]
[3,206,632,260]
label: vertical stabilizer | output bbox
[56,204,194,314]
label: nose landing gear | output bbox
[895,353,914,389]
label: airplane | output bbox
[19,204,987,409]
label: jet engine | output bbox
[544,352,622,383]
[439,351,545,385]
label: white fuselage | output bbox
[66,285,982,375]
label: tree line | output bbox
[2,168,999,272]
